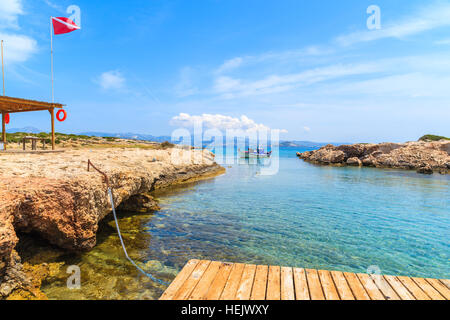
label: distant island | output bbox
[278,140,347,148]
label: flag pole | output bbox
[1,40,5,150]
[1,40,5,96]
[50,17,54,103]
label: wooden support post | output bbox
[50,108,55,150]
[1,112,6,150]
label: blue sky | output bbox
[1,0,450,142]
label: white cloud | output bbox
[0,32,37,64]
[170,113,287,133]
[96,71,126,90]
[215,46,332,75]
[303,126,311,132]
[324,72,450,99]
[214,76,242,93]
[43,0,64,12]
[336,2,450,46]
[0,1,37,65]
[216,57,243,73]
[0,0,23,29]
[213,62,384,98]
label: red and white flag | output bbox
[52,17,80,35]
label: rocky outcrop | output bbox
[416,165,434,175]
[118,194,161,213]
[298,140,450,174]
[307,145,346,164]
[346,157,362,166]
[0,148,224,298]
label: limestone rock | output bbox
[297,140,449,173]
[417,165,433,174]
[309,149,346,164]
[346,157,362,166]
[0,147,224,296]
[118,194,160,213]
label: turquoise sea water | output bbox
[36,147,449,299]
[151,147,449,279]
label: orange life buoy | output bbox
[56,109,67,122]
[5,113,10,124]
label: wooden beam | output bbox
[1,112,5,150]
[0,96,64,108]
[0,105,54,114]
[50,108,55,150]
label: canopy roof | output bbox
[0,96,64,113]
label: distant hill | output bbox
[9,129,346,147]
[76,132,350,147]
[80,132,172,143]
[6,126,42,134]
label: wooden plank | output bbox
[383,275,415,300]
[293,268,310,300]
[50,108,55,150]
[305,269,325,300]
[173,260,211,300]
[161,259,450,301]
[188,261,222,300]
[0,96,64,108]
[343,272,370,300]
[356,273,385,300]
[250,265,268,300]
[425,278,450,300]
[440,279,450,289]
[266,266,281,300]
[331,271,355,300]
[369,274,400,300]
[318,270,340,300]
[412,277,445,300]
[1,112,5,147]
[235,264,257,300]
[220,263,245,300]
[159,259,199,300]
[397,276,430,300]
[204,263,233,300]
[281,267,295,300]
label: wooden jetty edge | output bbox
[160,259,450,300]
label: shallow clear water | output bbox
[32,147,449,299]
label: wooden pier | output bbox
[160,259,450,300]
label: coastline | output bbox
[297,140,450,174]
[0,147,225,299]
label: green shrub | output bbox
[160,141,175,149]
[419,134,450,141]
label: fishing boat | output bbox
[239,148,272,158]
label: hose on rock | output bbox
[88,160,169,286]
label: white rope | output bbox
[107,188,169,286]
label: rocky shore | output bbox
[297,140,450,174]
[0,147,224,299]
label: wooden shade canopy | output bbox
[0,96,65,150]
